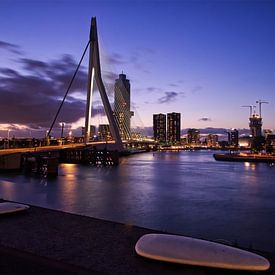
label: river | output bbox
[1,150,275,252]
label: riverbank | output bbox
[0,201,274,274]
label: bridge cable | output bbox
[47,40,91,137]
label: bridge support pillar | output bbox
[85,17,123,151]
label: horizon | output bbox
[0,125,254,140]
[0,0,274,138]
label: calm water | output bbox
[1,151,275,252]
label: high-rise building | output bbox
[228,129,239,147]
[187,128,200,145]
[98,124,112,141]
[249,114,262,137]
[266,134,275,153]
[114,73,132,140]
[207,134,218,147]
[153,113,166,143]
[167,112,181,144]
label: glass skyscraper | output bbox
[153,113,166,143]
[167,112,181,144]
[114,73,132,140]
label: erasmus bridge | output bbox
[44,17,153,152]
[0,18,155,168]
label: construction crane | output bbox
[256,100,268,118]
[241,105,256,117]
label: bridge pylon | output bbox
[84,17,123,151]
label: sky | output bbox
[0,0,274,138]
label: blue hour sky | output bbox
[0,0,274,137]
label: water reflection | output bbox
[0,151,275,252]
[244,162,257,171]
[0,180,17,199]
[60,163,78,179]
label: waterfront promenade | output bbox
[0,201,274,274]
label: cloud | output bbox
[0,55,88,130]
[91,105,106,117]
[157,91,179,104]
[191,85,203,93]
[106,53,125,65]
[0,68,20,77]
[168,83,178,87]
[0,40,22,54]
[103,71,118,83]
[128,47,155,74]
[147,86,161,93]
[198,117,212,122]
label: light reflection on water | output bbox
[0,150,275,252]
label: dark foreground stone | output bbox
[0,202,274,274]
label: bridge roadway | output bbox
[0,141,116,156]
[0,139,156,156]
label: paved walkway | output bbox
[0,202,274,274]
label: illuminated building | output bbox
[153,113,166,143]
[167,112,181,144]
[264,129,273,138]
[98,124,112,141]
[187,128,200,145]
[90,125,96,138]
[265,133,275,152]
[114,73,133,140]
[207,134,218,147]
[228,129,239,148]
[249,114,262,137]
[239,136,251,148]
[82,126,96,139]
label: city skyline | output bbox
[0,0,275,138]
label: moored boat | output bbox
[213,153,275,163]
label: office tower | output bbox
[114,73,132,140]
[98,124,112,141]
[167,112,181,144]
[187,128,200,145]
[249,114,262,137]
[266,134,275,153]
[153,113,166,143]
[228,129,239,147]
[89,125,96,140]
[207,134,218,147]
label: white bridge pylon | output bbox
[84,17,123,151]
